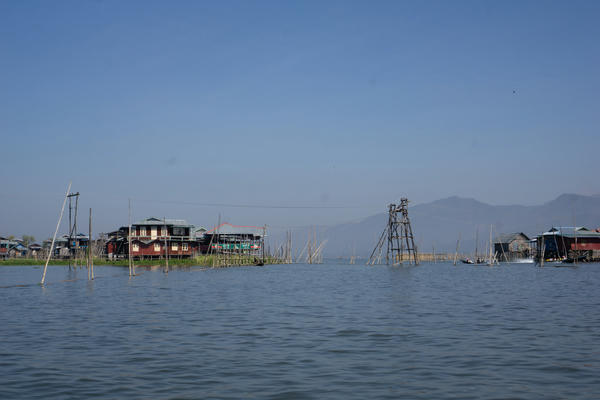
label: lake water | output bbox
[1,262,599,399]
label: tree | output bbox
[21,235,35,247]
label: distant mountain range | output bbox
[270,194,600,258]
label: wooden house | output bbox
[0,238,9,259]
[537,227,600,261]
[494,232,531,261]
[42,236,68,258]
[28,243,43,258]
[8,241,27,258]
[106,217,199,260]
[199,223,264,255]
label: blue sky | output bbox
[1,0,599,239]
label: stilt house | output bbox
[537,227,600,261]
[199,223,264,255]
[494,232,531,261]
[106,217,199,260]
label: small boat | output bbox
[462,257,486,264]
[562,255,586,264]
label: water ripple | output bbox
[1,263,600,399]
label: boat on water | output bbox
[561,255,587,264]
[536,257,578,267]
[461,257,486,264]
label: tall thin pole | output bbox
[68,195,72,268]
[88,208,93,280]
[90,208,94,280]
[574,229,578,265]
[74,194,79,268]
[453,234,461,266]
[128,199,133,277]
[475,228,479,260]
[540,236,545,267]
[488,224,493,266]
[262,225,266,264]
[41,182,71,285]
[308,230,312,264]
[164,217,169,273]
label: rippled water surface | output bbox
[1,262,600,399]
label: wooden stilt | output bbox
[41,182,71,285]
[453,234,461,266]
[128,199,133,277]
[164,217,169,273]
[88,208,93,280]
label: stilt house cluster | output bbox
[493,226,600,263]
[105,217,264,260]
[42,234,89,258]
[535,227,600,262]
[0,237,43,259]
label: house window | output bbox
[154,243,161,252]
[172,243,178,251]
[132,243,139,252]
[173,227,186,236]
[182,243,188,251]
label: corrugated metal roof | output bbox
[494,232,530,243]
[134,217,193,227]
[205,223,265,237]
[542,227,600,238]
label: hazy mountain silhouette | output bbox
[272,194,600,259]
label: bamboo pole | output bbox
[128,199,133,277]
[488,225,493,266]
[88,208,93,280]
[74,194,79,269]
[41,182,71,285]
[540,236,545,267]
[574,224,578,265]
[262,225,266,265]
[453,234,461,266]
[164,217,169,273]
[91,218,94,280]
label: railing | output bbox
[128,235,195,241]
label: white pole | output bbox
[488,224,493,266]
[41,182,71,285]
[128,199,133,276]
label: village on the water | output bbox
[3,196,600,266]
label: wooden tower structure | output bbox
[368,198,419,265]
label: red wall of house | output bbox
[106,242,117,254]
[570,241,600,250]
[132,241,197,257]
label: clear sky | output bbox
[1,0,599,239]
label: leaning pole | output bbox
[41,182,71,285]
